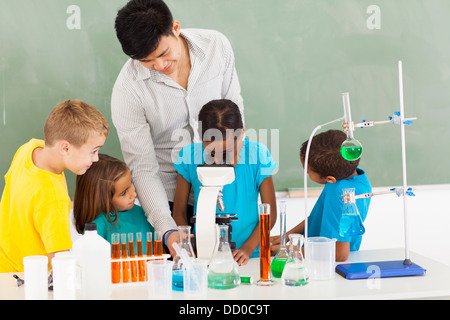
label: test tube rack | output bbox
[111,254,170,286]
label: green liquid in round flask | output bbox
[340,138,363,161]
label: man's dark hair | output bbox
[115,0,174,60]
[300,129,360,180]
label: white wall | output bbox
[271,184,450,267]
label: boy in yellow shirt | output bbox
[0,100,109,272]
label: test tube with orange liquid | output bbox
[146,232,153,258]
[111,233,121,284]
[120,233,130,283]
[154,231,163,256]
[256,203,275,286]
[136,232,146,281]
[127,233,138,282]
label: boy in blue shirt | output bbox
[272,130,371,261]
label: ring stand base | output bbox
[336,260,426,280]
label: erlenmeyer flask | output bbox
[173,226,196,291]
[271,201,289,278]
[174,226,195,267]
[281,234,309,286]
[207,225,240,289]
[339,188,365,237]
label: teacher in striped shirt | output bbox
[111,0,244,255]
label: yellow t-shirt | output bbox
[0,139,72,272]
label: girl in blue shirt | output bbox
[173,99,278,266]
[73,154,154,254]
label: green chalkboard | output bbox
[1,0,449,198]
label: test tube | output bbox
[111,233,121,284]
[128,233,138,282]
[256,203,275,286]
[154,231,163,256]
[146,232,153,257]
[136,232,146,281]
[121,233,130,283]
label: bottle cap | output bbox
[84,223,97,231]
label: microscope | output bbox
[191,164,238,261]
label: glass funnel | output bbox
[207,225,240,289]
[271,201,289,278]
[339,188,365,237]
[281,234,309,286]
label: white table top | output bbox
[1,249,449,300]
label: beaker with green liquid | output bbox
[207,225,240,289]
[271,201,289,278]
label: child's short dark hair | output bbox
[300,129,360,180]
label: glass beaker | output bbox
[339,188,365,237]
[306,237,336,281]
[281,234,309,286]
[271,201,289,278]
[207,225,240,289]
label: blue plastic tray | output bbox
[336,260,426,279]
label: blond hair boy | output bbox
[0,100,109,272]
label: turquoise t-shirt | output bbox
[174,139,278,258]
[91,204,154,255]
[307,168,372,251]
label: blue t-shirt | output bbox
[307,168,372,251]
[91,204,155,255]
[174,139,278,258]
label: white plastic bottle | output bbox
[71,223,111,299]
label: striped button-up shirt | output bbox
[111,29,244,233]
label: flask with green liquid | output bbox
[341,92,363,161]
[271,201,289,278]
[207,225,240,289]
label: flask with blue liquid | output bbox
[339,188,365,237]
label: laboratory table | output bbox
[1,249,449,300]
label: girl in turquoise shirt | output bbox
[173,99,278,266]
[73,154,154,255]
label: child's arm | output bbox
[233,176,277,266]
[271,219,305,248]
[172,173,191,226]
[336,241,350,261]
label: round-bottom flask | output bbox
[340,138,363,161]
